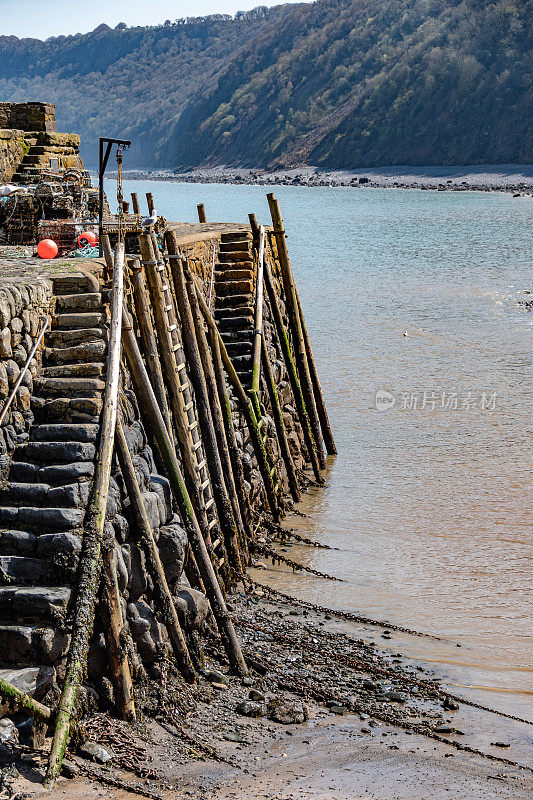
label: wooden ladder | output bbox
[140,234,226,571]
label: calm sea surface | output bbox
[112,179,532,723]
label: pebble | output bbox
[236,700,263,717]
[491,741,510,748]
[433,725,453,734]
[78,741,114,764]
[205,669,230,686]
[248,689,266,701]
[61,760,80,778]
[442,697,459,711]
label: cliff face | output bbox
[1,1,530,170]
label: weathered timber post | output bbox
[115,417,196,682]
[249,225,265,421]
[129,258,173,438]
[146,192,155,215]
[248,213,260,249]
[121,308,249,676]
[209,326,253,556]
[131,192,140,215]
[295,289,336,455]
[263,259,323,484]
[195,286,280,521]
[45,243,132,788]
[261,336,301,502]
[165,235,243,575]
[101,233,114,281]
[266,193,326,469]
[197,203,207,223]
[0,677,52,723]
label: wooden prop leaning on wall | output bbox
[266,193,326,469]
[115,417,196,682]
[250,225,266,421]
[120,306,249,676]
[194,285,281,522]
[208,325,252,560]
[263,258,324,484]
[45,243,133,789]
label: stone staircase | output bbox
[11,132,84,184]
[214,230,255,388]
[0,272,105,705]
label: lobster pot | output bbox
[37,219,83,255]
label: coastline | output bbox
[116,165,533,196]
[14,583,533,800]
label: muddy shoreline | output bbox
[9,574,532,799]
[117,165,533,196]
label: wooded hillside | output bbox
[1,0,531,169]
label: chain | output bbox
[252,544,344,581]
[116,146,125,244]
[275,528,339,550]
[248,578,442,639]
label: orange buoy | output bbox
[37,239,58,259]
[78,230,98,248]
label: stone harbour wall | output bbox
[0,277,53,478]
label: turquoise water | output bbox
[112,180,532,721]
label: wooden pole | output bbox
[129,258,173,438]
[115,417,196,683]
[45,243,129,788]
[131,192,140,215]
[248,213,260,249]
[101,233,114,282]
[209,326,253,553]
[263,259,323,484]
[250,225,265,420]
[146,193,155,215]
[0,677,52,723]
[194,287,280,521]
[120,307,249,676]
[266,193,326,469]
[197,203,206,223]
[100,542,136,722]
[295,289,336,455]
[166,239,243,575]
[261,336,300,502]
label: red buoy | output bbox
[37,239,58,259]
[78,230,98,248]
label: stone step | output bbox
[52,274,100,295]
[215,268,253,282]
[31,423,100,443]
[14,440,96,464]
[0,556,45,583]
[230,355,252,371]
[55,293,103,313]
[218,252,253,264]
[40,363,105,379]
[43,340,106,365]
[9,461,95,486]
[225,341,252,357]
[0,506,85,531]
[0,586,71,622]
[217,316,254,332]
[215,305,254,319]
[33,376,105,399]
[220,329,254,342]
[0,481,90,508]
[32,396,103,424]
[0,530,36,555]
[0,624,69,667]
[216,279,254,296]
[220,230,251,243]
[0,666,56,701]
[219,242,252,253]
[45,328,106,347]
[53,312,106,330]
